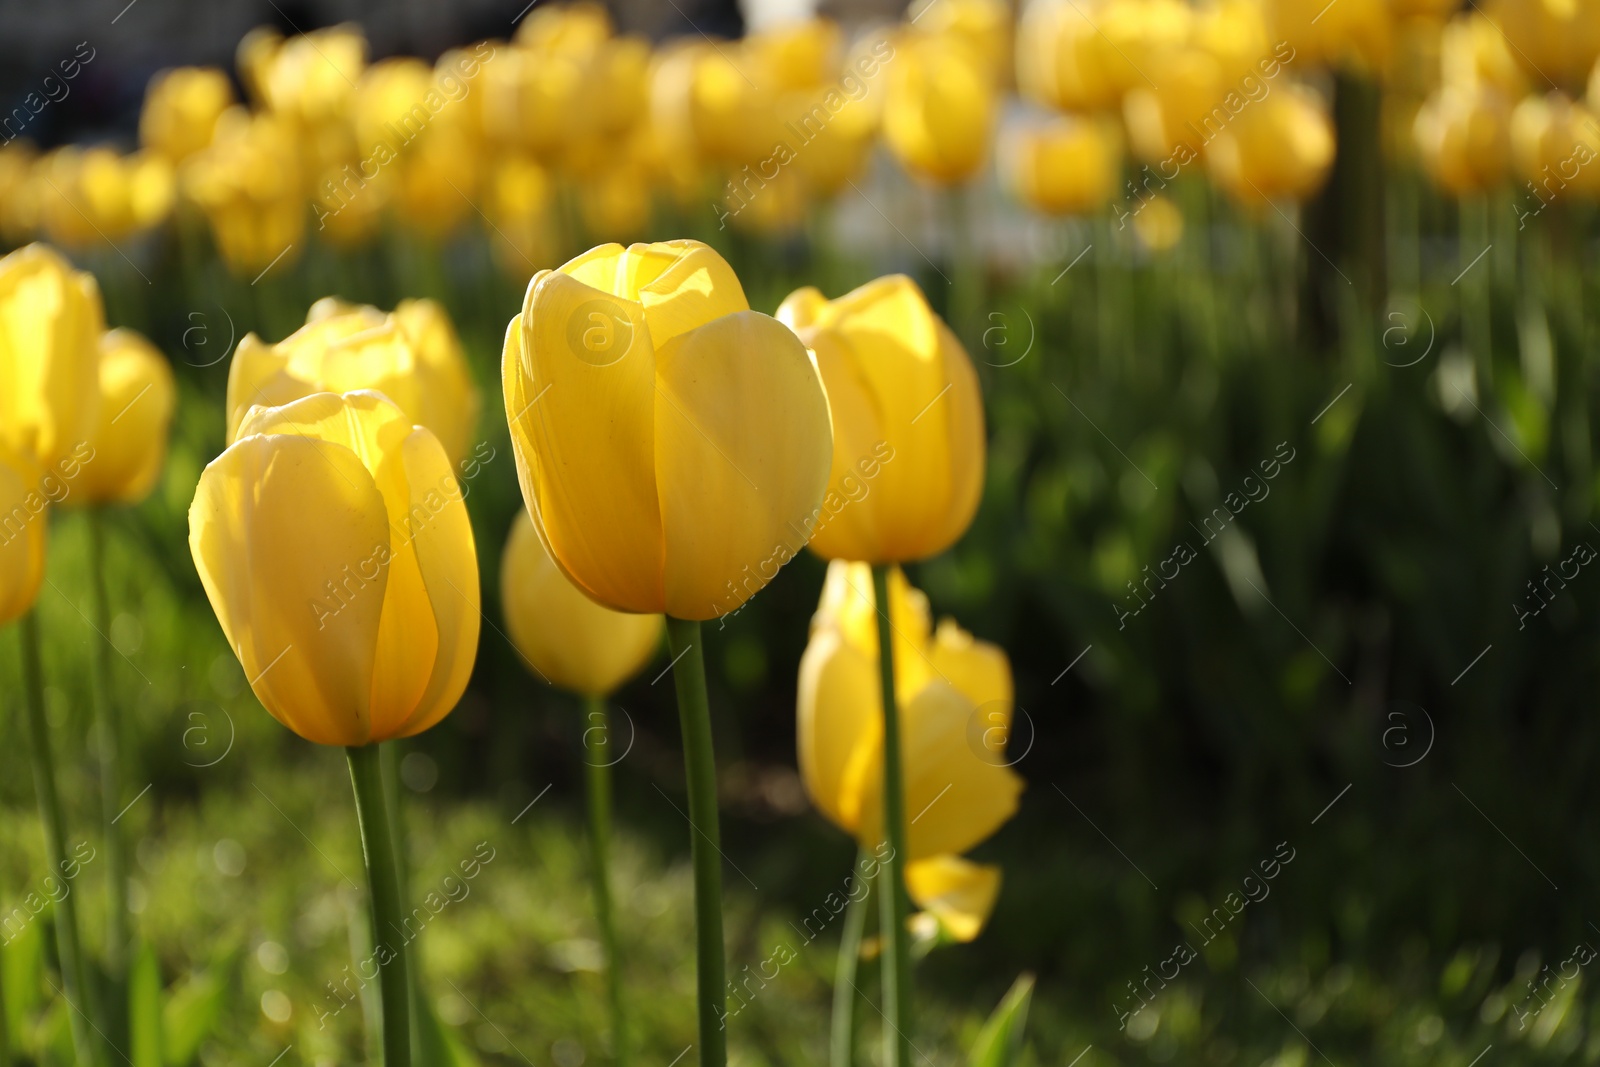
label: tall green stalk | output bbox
[830,848,873,1067]
[664,617,725,1067]
[870,565,913,1067]
[87,510,130,985]
[583,695,627,1066]
[346,743,411,1067]
[18,613,98,1067]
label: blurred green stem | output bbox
[870,564,913,1067]
[1461,194,1493,387]
[19,613,98,1067]
[829,848,873,1067]
[88,510,130,984]
[583,695,628,1067]
[664,617,725,1067]
[947,186,982,346]
[346,742,411,1067]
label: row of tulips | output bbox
[1,233,1027,1065]
[5,0,1600,287]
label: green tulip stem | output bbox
[88,509,130,982]
[583,695,628,1067]
[377,742,425,1055]
[18,613,98,1067]
[830,847,874,1067]
[346,742,412,1067]
[664,617,726,1067]
[871,563,914,1067]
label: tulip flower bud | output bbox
[796,561,1022,862]
[140,67,235,164]
[883,32,997,185]
[72,329,177,506]
[0,243,104,471]
[1414,83,1511,195]
[502,240,833,620]
[189,390,480,747]
[227,297,479,467]
[1206,85,1336,208]
[501,510,661,697]
[0,443,47,627]
[1001,114,1122,217]
[181,108,305,276]
[777,275,984,564]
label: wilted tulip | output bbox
[182,108,305,276]
[0,443,46,627]
[227,296,479,467]
[883,32,997,184]
[0,243,104,470]
[907,855,1001,943]
[189,390,480,747]
[1414,83,1511,195]
[776,275,984,564]
[797,561,1022,861]
[502,239,832,620]
[72,330,176,506]
[501,510,661,697]
[1206,85,1337,207]
[140,67,235,164]
[1002,114,1122,216]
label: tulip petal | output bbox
[225,333,316,443]
[928,617,1012,727]
[653,310,832,619]
[804,331,887,562]
[0,444,45,626]
[392,427,481,737]
[796,626,881,833]
[906,855,1001,943]
[189,434,388,746]
[515,272,665,613]
[632,240,749,349]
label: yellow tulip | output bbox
[262,23,366,127]
[1122,48,1227,164]
[501,510,661,697]
[1414,83,1511,195]
[907,855,1001,943]
[1512,92,1600,200]
[578,162,654,241]
[0,243,104,471]
[236,26,283,109]
[883,32,998,184]
[140,67,235,164]
[0,443,47,627]
[182,108,305,276]
[1267,0,1393,74]
[73,329,176,506]
[742,18,843,93]
[502,240,833,620]
[1206,85,1337,207]
[1002,114,1122,217]
[776,275,984,564]
[797,561,1022,861]
[189,391,480,747]
[1442,14,1529,99]
[907,0,1011,86]
[1484,0,1600,92]
[485,153,556,281]
[515,0,614,57]
[1132,193,1185,250]
[37,147,174,247]
[1016,0,1123,113]
[227,296,479,467]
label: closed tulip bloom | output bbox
[227,297,479,467]
[797,561,1022,862]
[503,240,832,620]
[742,18,842,92]
[189,390,480,747]
[0,243,104,470]
[776,275,984,564]
[182,108,305,276]
[485,153,555,281]
[1016,0,1123,113]
[501,510,662,697]
[73,329,176,506]
[1511,93,1600,199]
[1414,83,1511,195]
[906,855,1001,943]
[38,147,175,246]
[883,33,997,184]
[262,24,366,127]
[140,67,235,164]
[1122,49,1225,164]
[0,443,46,627]
[1206,85,1337,207]
[1131,193,1185,250]
[1485,0,1600,91]
[907,0,1011,86]
[1267,0,1392,74]
[1002,115,1122,216]
[1442,14,1529,100]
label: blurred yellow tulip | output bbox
[907,855,1001,943]
[0,243,104,470]
[1267,0,1392,74]
[189,390,480,747]
[485,153,556,280]
[908,0,1011,86]
[36,147,175,247]
[1414,83,1511,195]
[236,26,283,109]
[776,275,984,564]
[502,240,833,620]
[1016,0,1124,112]
[1002,114,1123,216]
[1206,85,1337,207]
[797,561,1022,862]
[743,18,843,93]
[1441,14,1529,99]
[515,0,614,57]
[0,442,47,627]
[1122,48,1226,164]
[1131,193,1184,250]
[883,32,998,184]
[227,296,479,466]
[1511,93,1600,201]
[262,23,366,126]
[73,329,176,506]
[182,108,305,276]
[1483,0,1600,91]
[140,67,235,164]
[0,141,38,244]
[501,510,661,697]
[578,162,654,241]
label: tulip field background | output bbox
[5,0,1600,1065]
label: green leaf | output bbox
[417,992,484,1067]
[2,918,45,1047]
[968,973,1035,1067]
[129,941,164,1067]
[162,958,233,1067]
